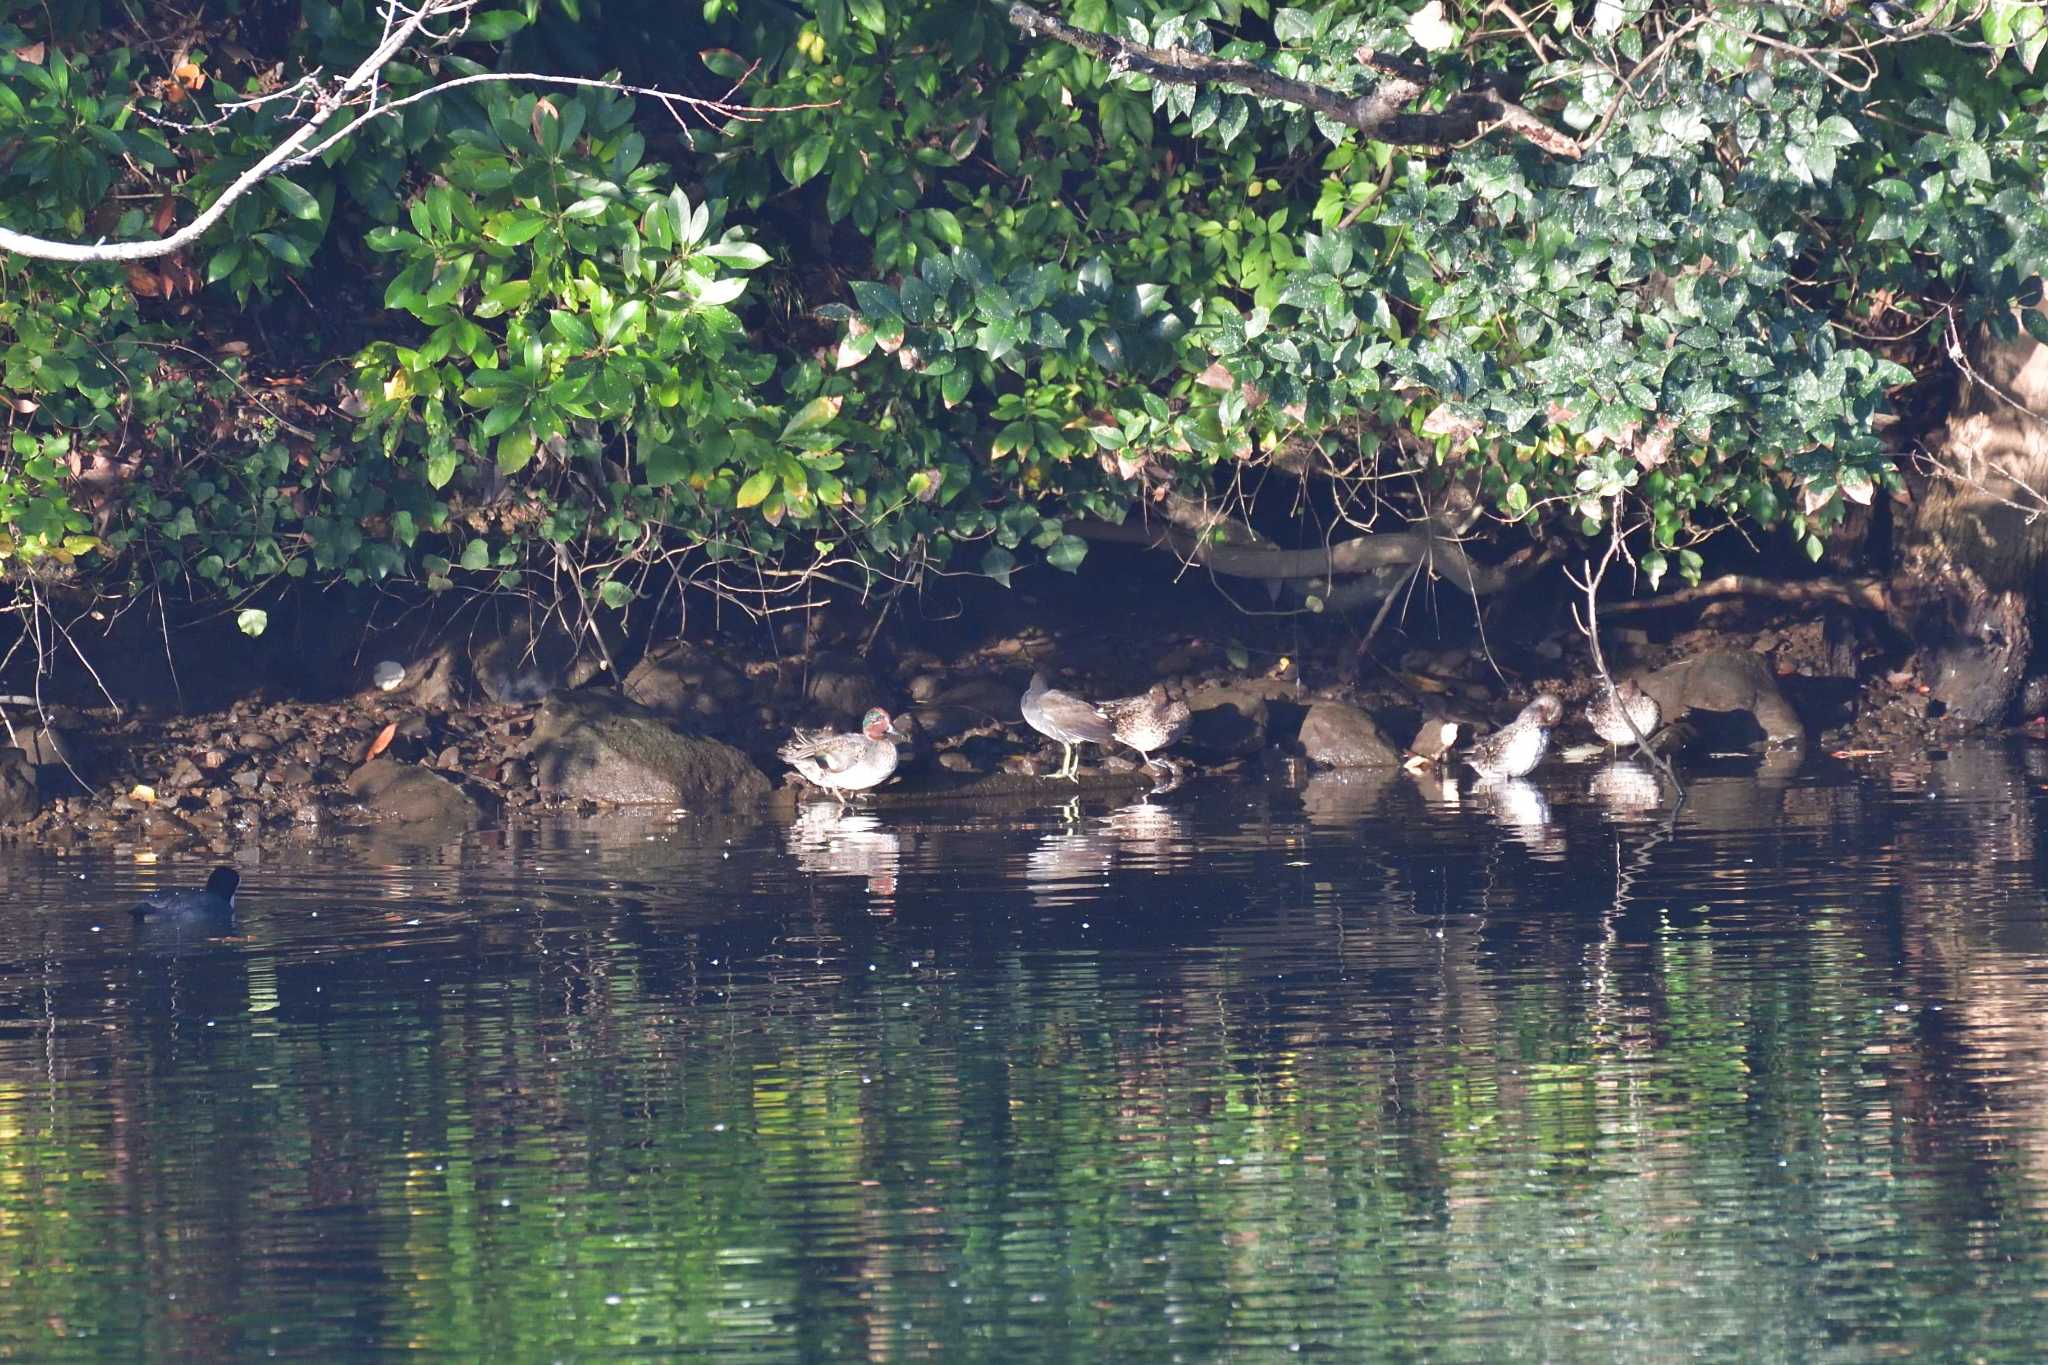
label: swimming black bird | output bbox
[130,866,240,920]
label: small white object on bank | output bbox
[373,660,405,692]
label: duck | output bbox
[130,866,240,920]
[1586,679,1662,749]
[1402,716,1462,771]
[1464,694,1564,781]
[779,707,907,804]
[1100,685,1190,767]
[1021,671,1114,781]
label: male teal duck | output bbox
[780,707,907,803]
[1021,672,1113,781]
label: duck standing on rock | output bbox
[779,707,907,804]
[1021,671,1114,781]
[1100,684,1192,788]
[1464,694,1564,781]
[1587,679,1662,750]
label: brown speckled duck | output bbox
[1464,694,1563,782]
[1586,679,1661,750]
[1101,684,1192,790]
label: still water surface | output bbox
[6,746,2048,1360]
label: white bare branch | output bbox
[0,0,461,263]
[0,0,828,266]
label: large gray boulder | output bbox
[1184,685,1271,756]
[622,642,747,722]
[1297,701,1401,768]
[522,692,769,805]
[1636,650,1805,747]
[344,759,485,825]
[0,747,39,824]
[473,620,578,705]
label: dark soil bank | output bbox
[0,547,2021,849]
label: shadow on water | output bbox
[6,744,2048,1357]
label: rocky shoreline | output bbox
[0,559,1994,855]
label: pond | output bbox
[5,744,2048,1360]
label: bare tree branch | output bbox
[0,0,828,265]
[1601,571,1892,616]
[1006,2,1581,159]
[1069,516,1511,595]
[0,0,457,263]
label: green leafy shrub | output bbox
[3,0,2047,625]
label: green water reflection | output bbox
[5,746,2048,1360]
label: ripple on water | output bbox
[5,746,2048,1357]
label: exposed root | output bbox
[1601,573,1891,617]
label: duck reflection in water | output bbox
[1025,816,1114,908]
[1473,777,1565,858]
[786,803,902,905]
[1589,759,1665,818]
[1104,798,1186,870]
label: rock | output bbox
[1185,685,1271,756]
[917,677,1023,742]
[937,750,979,774]
[521,692,769,806]
[1297,701,1401,768]
[200,748,230,770]
[806,669,876,720]
[499,759,530,789]
[231,769,261,792]
[907,673,946,704]
[434,745,462,770]
[167,757,205,790]
[473,621,576,705]
[387,642,468,709]
[1636,650,1805,747]
[273,762,314,788]
[622,642,747,721]
[344,758,486,825]
[0,748,40,823]
[240,732,278,753]
[13,723,73,770]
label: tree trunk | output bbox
[1896,323,2048,725]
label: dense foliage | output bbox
[2,0,2046,626]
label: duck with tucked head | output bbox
[779,707,908,804]
[1464,694,1564,782]
[1098,684,1193,792]
[1586,679,1662,751]
[130,866,241,922]
[1021,671,1115,782]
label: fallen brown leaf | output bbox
[365,720,398,761]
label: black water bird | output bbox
[130,866,241,921]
